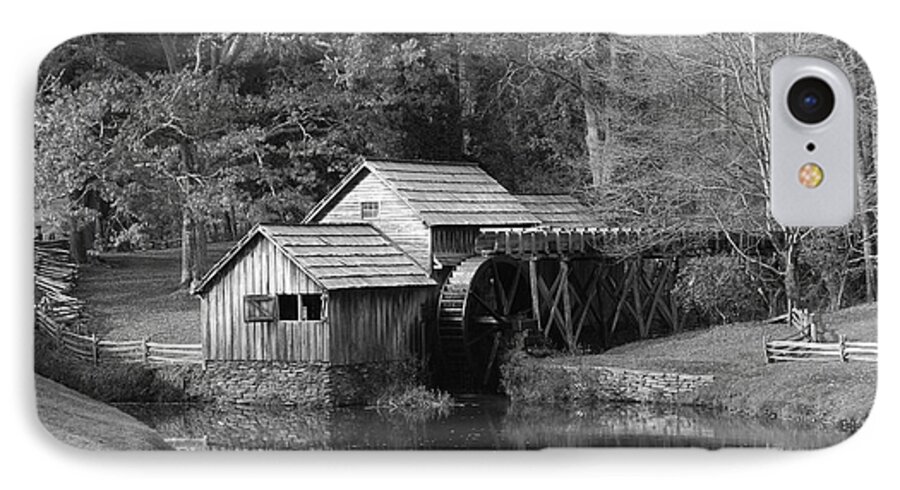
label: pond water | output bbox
[119,396,850,450]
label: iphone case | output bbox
[33,33,877,450]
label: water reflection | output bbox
[119,396,849,450]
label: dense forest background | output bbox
[34,33,877,324]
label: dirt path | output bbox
[35,375,171,450]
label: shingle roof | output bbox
[192,224,435,294]
[514,195,606,229]
[304,159,540,227]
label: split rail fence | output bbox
[34,241,203,367]
[36,309,203,366]
[764,308,877,364]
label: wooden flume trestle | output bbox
[436,226,774,392]
[475,228,776,259]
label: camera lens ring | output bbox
[787,77,835,124]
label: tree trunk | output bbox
[448,34,466,160]
[180,209,194,285]
[857,118,877,303]
[581,35,613,187]
[176,138,207,288]
[860,217,876,302]
[224,210,236,241]
[582,93,605,186]
[68,217,88,264]
[195,215,208,283]
[783,239,800,314]
[159,34,180,72]
[179,208,208,287]
[456,35,474,158]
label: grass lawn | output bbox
[36,374,171,450]
[546,302,878,428]
[76,243,233,344]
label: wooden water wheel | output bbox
[437,255,533,392]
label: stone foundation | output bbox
[179,360,416,407]
[503,357,715,405]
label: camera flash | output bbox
[798,162,824,188]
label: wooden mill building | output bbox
[194,158,756,393]
[192,223,434,364]
[303,159,541,275]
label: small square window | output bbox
[301,294,323,321]
[361,201,380,219]
[277,294,299,321]
[244,295,276,322]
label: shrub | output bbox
[673,255,769,326]
[500,352,577,404]
[373,384,453,412]
[34,333,187,403]
[369,360,454,417]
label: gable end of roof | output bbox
[192,223,435,295]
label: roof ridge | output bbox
[260,222,376,228]
[514,193,576,197]
[366,157,480,167]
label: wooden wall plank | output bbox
[318,172,431,272]
[324,288,428,365]
[224,256,234,359]
[199,229,433,364]
[200,289,209,359]
[200,234,327,361]
[233,247,244,360]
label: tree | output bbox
[36,34,359,284]
[35,33,876,311]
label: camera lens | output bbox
[788,77,835,124]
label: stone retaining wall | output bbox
[177,360,415,407]
[503,358,715,405]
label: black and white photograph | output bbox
[32,32,877,450]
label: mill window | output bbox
[301,294,323,321]
[360,201,380,219]
[277,294,299,321]
[274,293,322,321]
[244,295,276,322]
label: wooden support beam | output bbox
[544,265,568,338]
[491,260,509,315]
[504,262,524,316]
[670,260,681,333]
[574,268,601,342]
[561,259,573,351]
[565,261,603,343]
[609,264,636,337]
[630,259,648,338]
[653,258,680,333]
[537,266,566,337]
[644,260,671,335]
[529,259,541,333]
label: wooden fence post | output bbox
[91,333,98,365]
[141,337,149,364]
[763,335,770,364]
[808,310,818,343]
[838,335,846,362]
